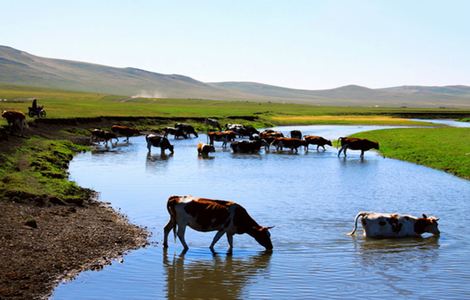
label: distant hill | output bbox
[1,45,470,107]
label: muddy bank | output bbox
[0,122,150,299]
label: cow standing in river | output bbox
[337,137,379,157]
[163,195,273,252]
[146,134,174,155]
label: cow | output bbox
[205,118,222,130]
[146,133,174,155]
[259,130,284,150]
[208,130,237,148]
[2,110,27,136]
[111,125,140,142]
[163,127,187,139]
[348,211,440,238]
[290,130,302,139]
[197,143,215,158]
[304,135,332,151]
[337,137,379,157]
[163,195,273,253]
[175,123,198,138]
[90,129,118,147]
[230,140,263,154]
[271,137,305,153]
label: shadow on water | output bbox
[145,153,173,172]
[163,249,272,300]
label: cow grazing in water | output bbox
[271,137,305,153]
[175,123,198,138]
[208,130,237,148]
[90,129,118,147]
[197,143,215,158]
[304,135,332,151]
[146,134,174,155]
[230,140,263,154]
[290,130,302,139]
[163,195,273,252]
[163,127,187,139]
[348,212,440,238]
[2,110,27,136]
[111,125,140,142]
[337,137,379,157]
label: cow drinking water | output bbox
[348,211,440,238]
[163,195,273,252]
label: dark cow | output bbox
[111,125,140,142]
[205,118,222,130]
[348,212,440,238]
[163,127,188,139]
[290,130,302,139]
[146,134,174,155]
[2,110,27,136]
[197,143,215,158]
[163,195,273,252]
[90,129,118,147]
[208,130,237,148]
[304,135,332,151]
[337,137,379,157]
[175,123,198,138]
[230,140,263,154]
[271,137,305,153]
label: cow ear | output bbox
[422,214,428,219]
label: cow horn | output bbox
[266,226,275,230]
[422,214,428,219]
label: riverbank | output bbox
[0,122,150,299]
[354,127,470,180]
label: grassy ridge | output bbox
[1,84,468,126]
[353,128,470,179]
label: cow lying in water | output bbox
[304,135,332,151]
[230,140,264,153]
[337,137,379,157]
[111,125,140,142]
[163,195,273,252]
[146,134,174,155]
[348,211,440,238]
[197,143,215,158]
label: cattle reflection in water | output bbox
[163,250,272,300]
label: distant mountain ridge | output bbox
[1,45,470,107]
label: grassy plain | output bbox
[354,127,470,179]
[1,84,469,126]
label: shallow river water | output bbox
[52,125,470,299]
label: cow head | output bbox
[326,140,333,146]
[416,214,440,236]
[252,226,273,250]
[373,141,380,150]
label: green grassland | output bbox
[354,127,470,179]
[1,84,469,126]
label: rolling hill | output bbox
[1,45,470,107]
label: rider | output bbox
[32,98,38,111]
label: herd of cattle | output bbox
[90,122,380,158]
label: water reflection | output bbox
[145,153,173,172]
[163,250,272,300]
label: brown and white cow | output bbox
[271,137,305,153]
[111,125,140,142]
[90,129,119,147]
[304,135,332,151]
[197,143,215,158]
[146,133,174,155]
[348,211,440,238]
[208,130,237,148]
[337,137,379,157]
[2,110,27,136]
[163,196,273,252]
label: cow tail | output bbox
[337,137,344,149]
[348,211,368,236]
[167,197,178,241]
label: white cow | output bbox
[348,211,440,238]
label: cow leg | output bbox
[209,230,225,252]
[360,150,365,157]
[147,142,152,153]
[176,225,189,250]
[226,233,234,253]
[163,219,175,248]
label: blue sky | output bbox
[2,0,469,89]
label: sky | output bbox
[2,0,470,89]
